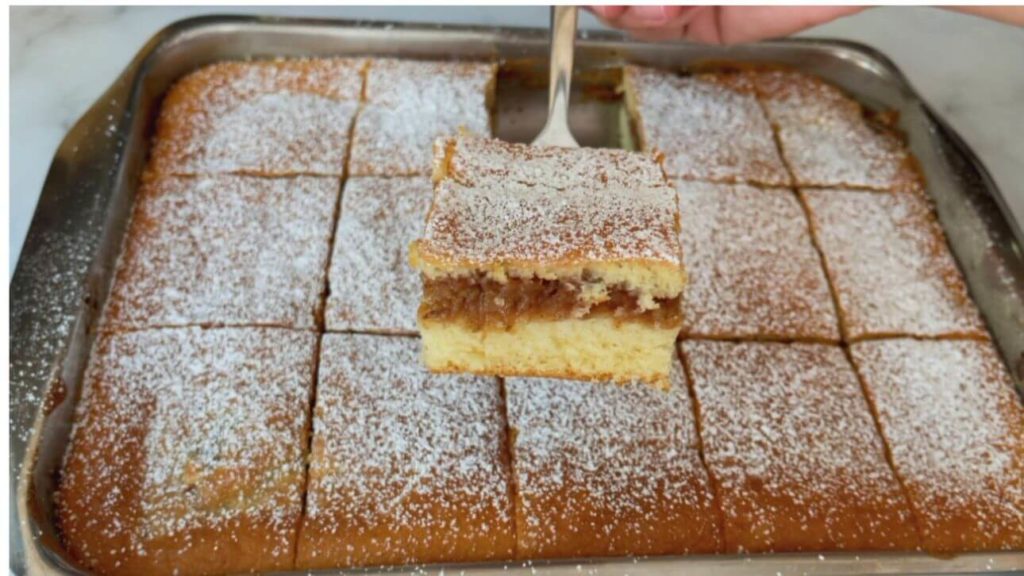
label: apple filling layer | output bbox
[419,276,683,330]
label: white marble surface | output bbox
[10,6,1024,278]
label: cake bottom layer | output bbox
[421,317,679,388]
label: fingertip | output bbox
[590,5,627,21]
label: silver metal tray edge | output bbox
[10,14,1024,576]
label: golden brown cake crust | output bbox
[102,174,338,331]
[296,334,515,568]
[681,340,919,553]
[851,338,1024,552]
[348,59,496,177]
[623,65,790,186]
[678,180,840,342]
[56,327,316,576]
[325,177,433,334]
[505,361,721,558]
[150,58,364,177]
[801,188,986,341]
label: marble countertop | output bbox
[10,6,1024,278]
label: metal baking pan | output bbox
[10,15,1024,576]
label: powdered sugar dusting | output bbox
[753,70,917,191]
[150,58,364,176]
[447,135,666,190]
[298,334,514,566]
[682,340,917,552]
[349,59,494,176]
[505,362,721,556]
[677,180,839,341]
[851,339,1024,551]
[326,177,432,334]
[417,137,681,268]
[56,327,316,573]
[103,175,338,330]
[625,66,789,186]
[802,189,985,340]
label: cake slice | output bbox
[681,340,919,552]
[505,360,722,558]
[850,338,1024,552]
[296,334,515,568]
[623,65,790,186]
[348,59,496,176]
[325,177,433,334]
[677,180,839,341]
[752,69,919,191]
[410,136,685,388]
[102,174,338,330]
[56,327,316,576]
[150,57,364,177]
[801,188,986,340]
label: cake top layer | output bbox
[412,136,683,293]
[624,66,789,186]
[103,174,338,330]
[801,188,984,340]
[59,327,314,556]
[150,57,364,176]
[440,133,667,190]
[678,181,839,341]
[682,340,909,513]
[326,177,432,334]
[851,339,1024,515]
[753,69,917,191]
[305,334,513,540]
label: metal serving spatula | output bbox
[532,6,580,148]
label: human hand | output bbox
[589,6,1024,44]
[589,6,866,44]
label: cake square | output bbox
[102,174,338,330]
[753,69,918,191]
[325,177,432,334]
[850,338,1024,552]
[348,58,495,176]
[296,334,515,568]
[410,136,685,388]
[623,66,790,186]
[56,327,317,576]
[505,361,722,559]
[681,340,919,553]
[150,58,364,176]
[801,188,986,340]
[677,180,839,341]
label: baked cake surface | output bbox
[623,66,789,186]
[296,334,515,568]
[348,59,495,176]
[103,174,338,330]
[851,338,1024,552]
[325,177,432,334]
[677,180,839,341]
[753,69,918,191]
[801,188,985,340]
[439,131,668,190]
[56,327,316,576]
[681,340,918,552]
[150,58,363,176]
[505,362,721,558]
[411,136,685,387]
